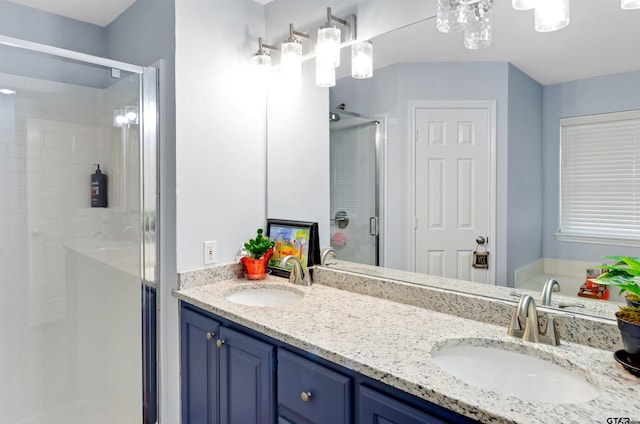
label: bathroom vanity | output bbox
[174,269,640,423]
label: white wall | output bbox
[266,65,330,247]
[175,0,266,271]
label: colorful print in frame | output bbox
[266,219,320,277]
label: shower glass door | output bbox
[329,112,380,266]
[0,39,156,424]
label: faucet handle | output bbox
[543,313,574,346]
[507,308,523,337]
[303,265,315,286]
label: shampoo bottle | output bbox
[91,164,107,208]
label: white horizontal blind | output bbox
[560,111,640,242]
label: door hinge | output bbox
[414,216,419,229]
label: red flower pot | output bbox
[240,248,274,280]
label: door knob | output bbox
[206,332,214,340]
[300,391,312,402]
[216,339,225,348]
[476,236,487,245]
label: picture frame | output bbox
[266,219,320,278]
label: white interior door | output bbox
[413,104,493,284]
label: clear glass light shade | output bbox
[124,106,138,124]
[251,51,272,68]
[281,39,302,80]
[317,25,341,68]
[621,0,640,9]
[512,0,536,10]
[464,11,492,50]
[535,0,570,32]
[351,41,373,79]
[437,0,465,33]
[113,109,126,127]
[315,61,335,87]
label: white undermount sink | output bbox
[224,285,304,307]
[431,341,601,403]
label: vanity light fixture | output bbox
[252,37,277,68]
[315,61,336,87]
[317,7,344,68]
[251,6,371,88]
[113,106,139,128]
[464,1,493,49]
[534,0,569,32]
[281,24,308,81]
[436,0,466,33]
[437,0,494,49]
[124,105,138,124]
[512,0,536,10]
[351,41,373,79]
[621,0,640,9]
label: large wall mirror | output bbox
[266,1,640,320]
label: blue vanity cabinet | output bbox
[181,305,276,424]
[180,303,478,424]
[181,307,221,424]
[218,326,276,424]
[359,386,449,424]
[277,349,352,424]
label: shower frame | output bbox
[330,109,385,266]
[0,33,160,421]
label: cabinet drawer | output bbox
[359,386,447,424]
[278,349,351,424]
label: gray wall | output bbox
[506,64,543,286]
[542,70,640,262]
[0,0,106,55]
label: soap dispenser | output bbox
[91,164,107,208]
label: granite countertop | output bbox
[174,276,640,424]
[327,260,622,320]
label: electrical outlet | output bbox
[204,241,216,265]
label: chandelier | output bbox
[438,0,639,50]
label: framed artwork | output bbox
[266,219,320,278]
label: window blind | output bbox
[560,111,640,242]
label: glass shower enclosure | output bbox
[329,110,381,266]
[0,36,157,424]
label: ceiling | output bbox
[6,0,638,85]
[6,0,274,26]
[6,0,137,27]
[373,2,640,85]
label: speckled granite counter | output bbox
[174,274,640,424]
[325,260,622,321]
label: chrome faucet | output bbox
[508,294,540,343]
[321,247,338,265]
[508,294,568,346]
[540,278,560,305]
[540,278,584,309]
[279,255,312,286]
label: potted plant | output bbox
[240,228,275,280]
[592,256,640,358]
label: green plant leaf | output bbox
[593,257,640,297]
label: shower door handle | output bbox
[369,217,378,236]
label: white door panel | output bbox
[414,106,491,283]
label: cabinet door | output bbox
[219,326,275,424]
[181,308,220,424]
[359,386,447,424]
[278,349,351,424]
